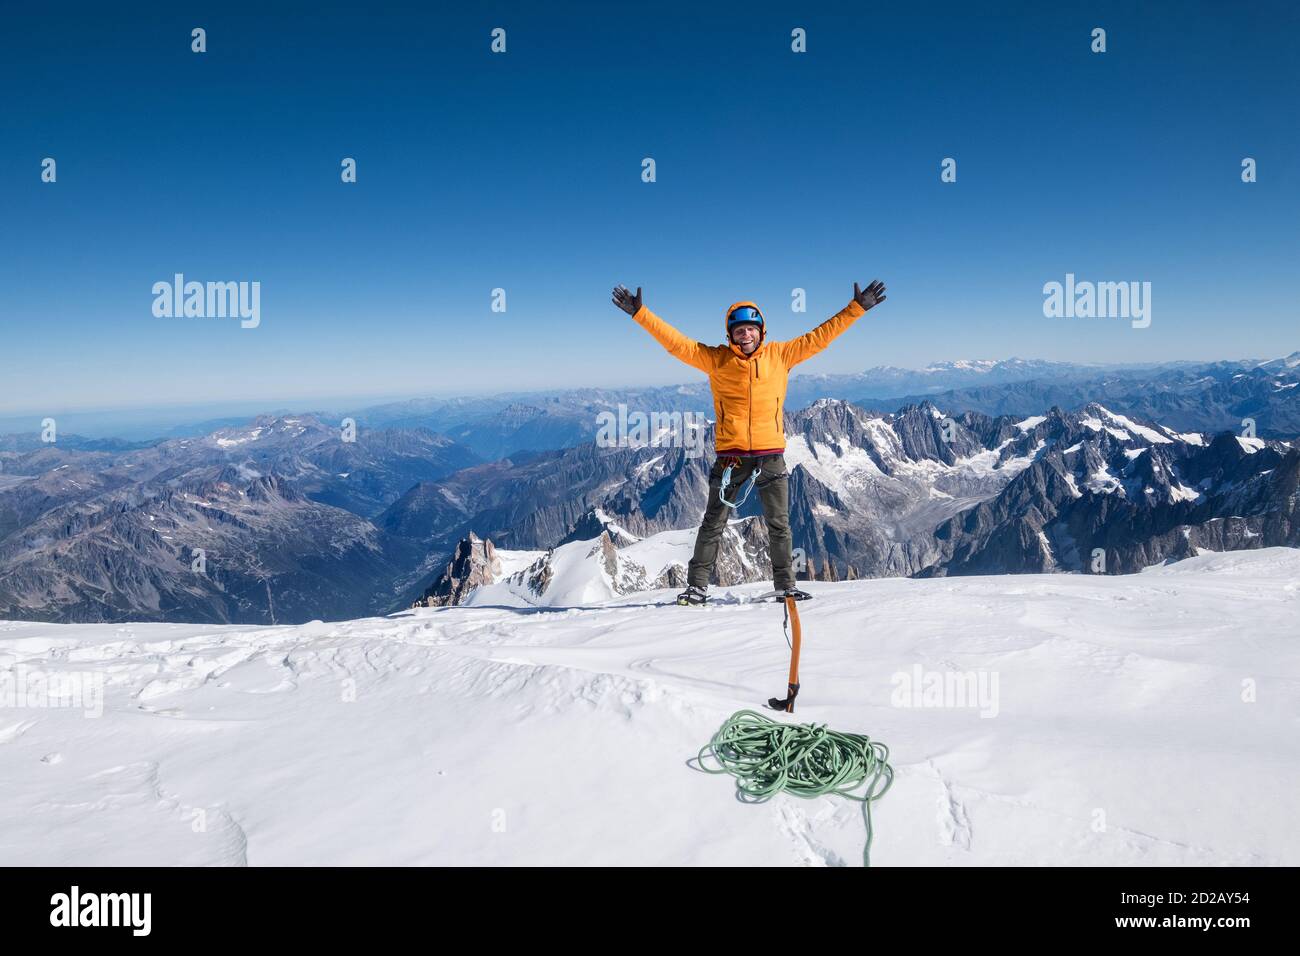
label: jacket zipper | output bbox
[748,358,755,451]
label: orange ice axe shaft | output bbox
[767,596,802,713]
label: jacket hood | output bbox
[725,300,766,355]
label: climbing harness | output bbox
[718,456,760,509]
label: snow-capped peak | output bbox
[922,359,999,373]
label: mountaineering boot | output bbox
[676,584,708,606]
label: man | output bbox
[611,280,887,605]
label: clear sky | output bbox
[2,0,1296,417]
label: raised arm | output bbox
[612,284,717,373]
[779,280,886,368]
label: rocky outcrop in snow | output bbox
[414,533,503,607]
[420,517,777,607]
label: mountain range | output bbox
[1,353,1296,622]
[402,400,1297,604]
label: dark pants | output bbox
[687,454,795,591]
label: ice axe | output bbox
[767,596,802,713]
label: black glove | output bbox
[612,284,643,316]
[853,280,887,311]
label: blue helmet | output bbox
[726,303,765,334]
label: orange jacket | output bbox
[629,298,868,454]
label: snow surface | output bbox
[1,548,1298,866]
[593,506,642,542]
[1093,408,1172,444]
[1079,416,1131,441]
[489,547,550,578]
[214,427,264,448]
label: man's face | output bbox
[730,323,761,354]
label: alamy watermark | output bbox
[50,886,150,936]
[1,664,104,718]
[152,273,260,328]
[595,404,708,459]
[890,664,1000,718]
[1043,273,1150,328]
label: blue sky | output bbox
[2,0,1296,417]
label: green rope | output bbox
[698,709,894,866]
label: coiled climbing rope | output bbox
[698,709,895,866]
